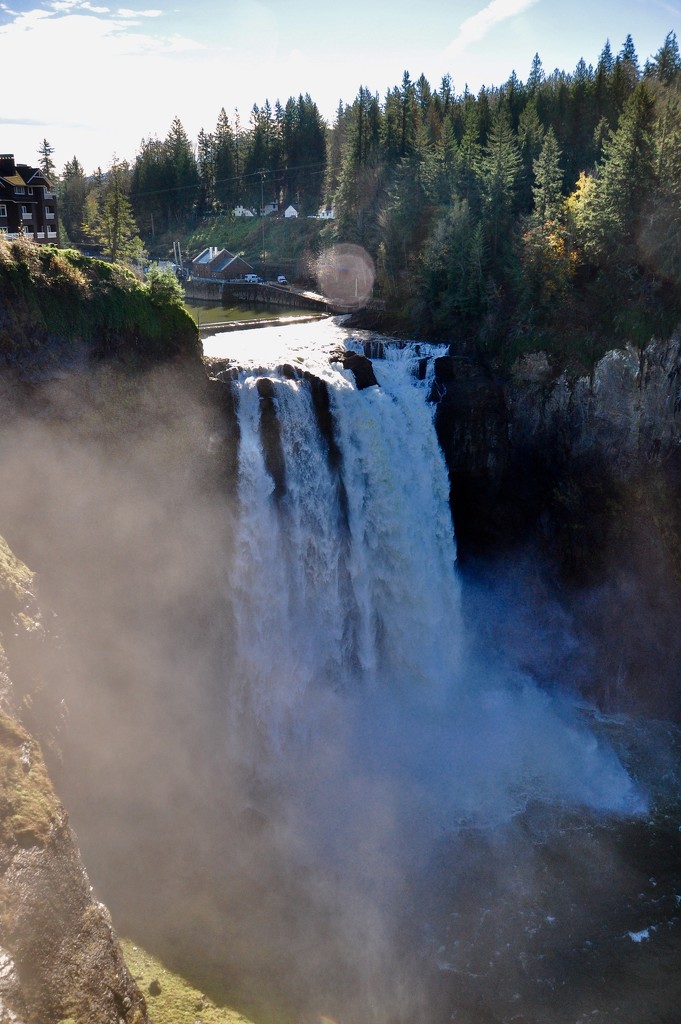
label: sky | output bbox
[1,0,679,173]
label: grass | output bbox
[0,533,35,605]
[0,237,200,364]
[0,708,61,845]
[153,214,334,277]
[121,940,264,1024]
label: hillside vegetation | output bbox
[53,30,681,370]
[178,211,333,275]
[0,237,199,369]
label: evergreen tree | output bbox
[453,103,482,208]
[213,108,238,210]
[130,136,167,236]
[648,31,681,86]
[612,34,640,113]
[531,129,563,224]
[517,100,545,208]
[477,107,521,263]
[195,128,215,215]
[399,70,417,156]
[520,129,574,317]
[640,92,681,281]
[526,53,545,95]
[418,199,486,337]
[59,156,89,243]
[587,84,656,256]
[502,70,524,132]
[324,100,348,201]
[87,159,145,264]
[163,116,199,223]
[37,139,56,178]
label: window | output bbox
[0,204,6,218]
[27,187,33,195]
[15,186,25,194]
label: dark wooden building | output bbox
[0,155,59,244]
[191,247,254,280]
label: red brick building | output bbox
[0,154,59,244]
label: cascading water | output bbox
[200,320,665,1024]
[209,321,644,831]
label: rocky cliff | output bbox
[0,237,200,375]
[0,240,207,1024]
[433,332,681,719]
[0,535,149,1024]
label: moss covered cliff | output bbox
[0,534,150,1024]
[0,237,200,372]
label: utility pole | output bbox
[259,168,265,271]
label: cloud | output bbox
[0,116,48,125]
[446,0,541,57]
[117,6,163,15]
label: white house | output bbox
[233,205,255,218]
[318,205,335,220]
[261,201,279,216]
[283,205,298,219]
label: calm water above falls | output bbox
[204,318,681,1024]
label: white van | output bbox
[244,273,261,283]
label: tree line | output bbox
[52,93,327,257]
[330,31,681,363]
[44,29,681,364]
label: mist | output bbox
[0,331,678,1024]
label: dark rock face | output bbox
[257,377,287,501]
[434,338,681,567]
[433,336,681,720]
[432,355,511,554]
[337,350,378,390]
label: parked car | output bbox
[244,273,261,283]
[277,275,289,287]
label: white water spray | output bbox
[208,321,644,837]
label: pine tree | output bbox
[531,129,563,224]
[526,53,545,95]
[648,31,681,86]
[612,34,640,114]
[87,160,145,264]
[163,116,199,223]
[59,156,89,243]
[196,128,215,215]
[130,136,166,237]
[577,83,657,263]
[213,108,237,210]
[517,101,545,208]
[477,108,521,263]
[639,92,681,281]
[37,139,56,178]
[324,100,348,200]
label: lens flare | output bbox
[315,243,376,309]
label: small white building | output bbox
[318,205,335,220]
[261,201,279,216]
[283,205,298,219]
[233,205,255,218]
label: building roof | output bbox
[193,246,234,266]
[0,155,53,192]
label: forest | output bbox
[47,30,681,368]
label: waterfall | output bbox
[208,321,644,840]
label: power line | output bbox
[127,160,328,201]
